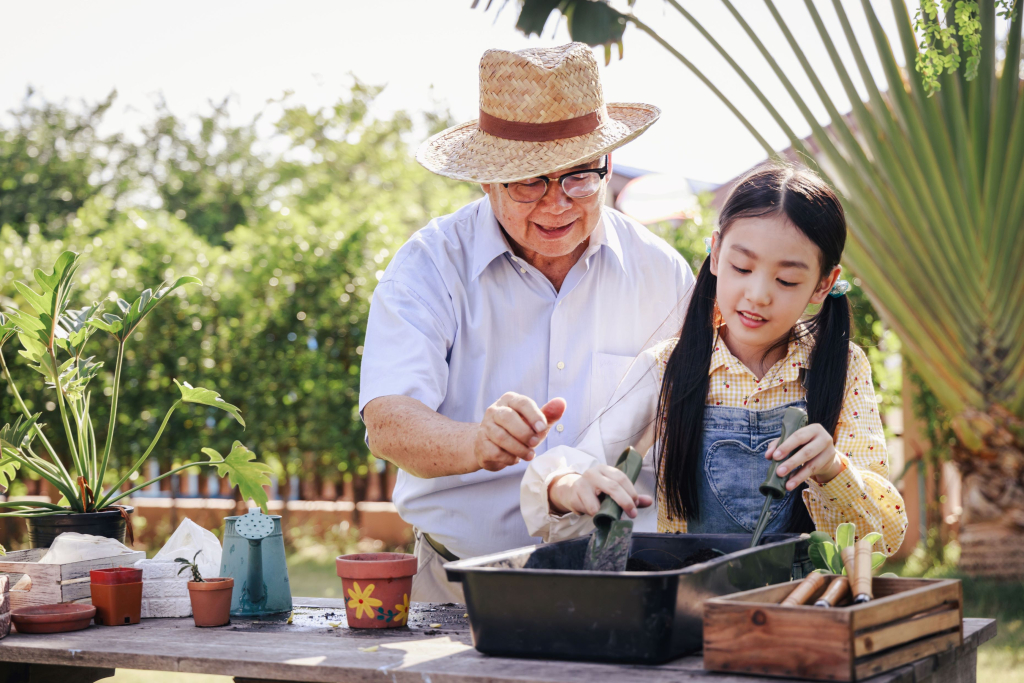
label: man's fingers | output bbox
[491,405,535,443]
[541,397,566,425]
[500,392,549,433]
[484,421,533,459]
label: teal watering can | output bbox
[220,508,293,616]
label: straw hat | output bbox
[416,42,660,184]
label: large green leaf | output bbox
[201,442,272,512]
[88,276,201,342]
[173,379,245,427]
[0,455,19,490]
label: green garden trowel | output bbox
[583,447,644,572]
[749,406,808,548]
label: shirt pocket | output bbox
[590,352,637,418]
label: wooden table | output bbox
[0,599,995,683]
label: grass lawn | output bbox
[100,542,1019,682]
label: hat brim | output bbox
[415,103,660,184]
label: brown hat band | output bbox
[478,110,602,142]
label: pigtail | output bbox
[784,291,851,534]
[656,258,717,522]
[805,291,852,437]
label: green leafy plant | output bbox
[808,523,890,576]
[0,251,273,518]
[175,550,205,582]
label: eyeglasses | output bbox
[501,157,609,203]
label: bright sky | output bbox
[1,1,926,183]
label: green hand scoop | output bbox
[749,406,808,548]
[584,447,644,572]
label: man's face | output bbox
[481,155,612,258]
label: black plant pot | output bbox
[25,507,134,548]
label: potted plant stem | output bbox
[177,550,233,627]
[0,251,273,546]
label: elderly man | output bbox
[360,42,694,602]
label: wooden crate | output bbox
[703,576,963,681]
[0,547,145,610]
[1,574,9,639]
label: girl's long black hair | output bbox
[656,163,851,531]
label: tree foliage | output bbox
[0,85,478,494]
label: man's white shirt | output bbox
[359,196,694,558]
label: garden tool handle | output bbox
[814,576,849,607]
[841,545,857,585]
[593,447,644,527]
[853,538,873,603]
[759,407,808,499]
[781,571,826,606]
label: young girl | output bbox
[521,164,907,555]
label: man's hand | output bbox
[473,393,566,472]
[548,466,653,518]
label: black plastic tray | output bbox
[444,532,811,664]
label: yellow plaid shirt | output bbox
[653,335,908,556]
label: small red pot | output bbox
[187,578,233,627]
[90,582,142,626]
[90,568,143,585]
[336,553,417,629]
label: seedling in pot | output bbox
[176,550,205,583]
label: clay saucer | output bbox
[12,604,96,634]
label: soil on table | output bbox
[625,547,723,572]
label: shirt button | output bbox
[557,361,565,370]
[520,267,526,274]
[556,424,564,432]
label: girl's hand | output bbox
[764,424,845,490]
[548,466,653,518]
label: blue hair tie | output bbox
[829,279,850,298]
[704,237,712,254]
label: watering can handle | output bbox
[593,447,644,527]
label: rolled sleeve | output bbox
[520,345,665,542]
[359,278,455,416]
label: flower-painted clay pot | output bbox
[187,578,234,627]
[336,553,417,629]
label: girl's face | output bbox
[710,214,840,358]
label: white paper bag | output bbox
[151,517,222,578]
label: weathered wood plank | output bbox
[849,580,961,631]
[853,607,961,657]
[58,551,145,581]
[0,598,996,683]
[854,631,962,680]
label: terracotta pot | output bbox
[90,567,142,585]
[90,582,142,626]
[187,578,234,627]
[336,552,417,629]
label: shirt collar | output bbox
[710,323,812,379]
[588,212,626,273]
[471,202,626,281]
[471,199,514,281]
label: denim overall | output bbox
[686,400,807,534]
